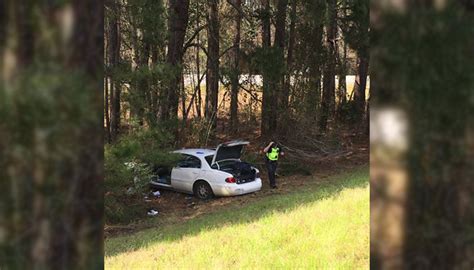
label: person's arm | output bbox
[279,146,285,156]
[263,142,273,153]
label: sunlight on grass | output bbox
[105,168,369,269]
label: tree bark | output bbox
[274,0,288,50]
[70,0,103,79]
[337,41,348,120]
[105,78,110,143]
[163,0,190,120]
[205,0,220,130]
[353,54,369,122]
[0,0,8,73]
[304,1,324,126]
[108,2,121,141]
[319,0,337,131]
[14,0,35,68]
[138,40,150,127]
[230,0,242,132]
[260,0,271,137]
[195,15,202,119]
[283,0,297,114]
[69,0,104,268]
[271,0,288,135]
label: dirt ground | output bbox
[104,136,368,238]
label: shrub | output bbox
[105,128,180,224]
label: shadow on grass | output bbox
[106,167,369,257]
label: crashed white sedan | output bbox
[151,140,262,200]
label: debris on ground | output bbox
[126,187,135,195]
[153,190,161,197]
[105,137,368,238]
[147,209,159,216]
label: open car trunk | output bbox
[212,141,256,184]
[211,140,249,165]
[217,161,257,184]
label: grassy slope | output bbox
[105,166,369,269]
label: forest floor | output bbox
[104,131,368,238]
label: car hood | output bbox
[211,140,249,165]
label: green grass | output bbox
[105,167,369,269]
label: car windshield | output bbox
[205,155,214,167]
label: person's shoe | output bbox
[271,185,278,189]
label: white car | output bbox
[150,140,262,200]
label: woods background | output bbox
[104,0,370,145]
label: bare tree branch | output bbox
[184,43,208,57]
[183,24,208,51]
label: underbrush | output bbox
[105,128,180,224]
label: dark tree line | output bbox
[104,0,370,144]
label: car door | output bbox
[171,154,202,192]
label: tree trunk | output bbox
[353,54,369,123]
[195,26,202,119]
[274,0,288,49]
[205,0,220,131]
[108,2,121,141]
[163,0,190,120]
[337,41,348,121]
[69,0,104,268]
[138,40,150,127]
[14,0,35,68]
[0,0,8,72]
[271,0,288,135]
[230,0,242,132]
[151,45,160,123]
[2,1,104,269]
[260,0,271,137]
[319,0,337,132]
[261,0,271,48]
[283,0,297,113]
[70,0,103,79]
[104,78,110,143]
[304,1,324,126]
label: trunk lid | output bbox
[211,140,249,166]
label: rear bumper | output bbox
[212,178,262,196]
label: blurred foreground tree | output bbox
[371,1,474,268]
[0,0,103,269]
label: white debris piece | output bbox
[147,209,159,216]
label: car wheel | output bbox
[194,181,213,200]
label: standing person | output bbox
[263,141,284,189]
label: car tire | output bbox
[193,181,214,200]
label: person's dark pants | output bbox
[266,160,278,188]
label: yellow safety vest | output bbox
[266,147,279,161]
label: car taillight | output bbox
[255,172,260,178]
[225,177,236,183]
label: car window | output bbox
[205,155,214,167]
[177,154,201,169]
